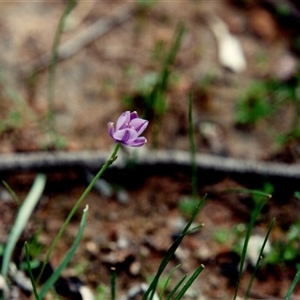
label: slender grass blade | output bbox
[159,264,181,299]
[38,205,89,299]
[165,275,187,300]
[2,180,20,206]
[174,264,205,300]
[245,218,275,299]
[24,242,41,300]
[1,174,46,277]
[284,264,300,300]
[233,198,268,300]
[142,195,206,300]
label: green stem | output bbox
[47,0,77,138]
[37,143,121,282]
[188,90,197,201]
[110,267,116,300]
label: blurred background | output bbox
[0,0,299,161]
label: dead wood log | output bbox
[0,150,299,183]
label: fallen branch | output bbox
[0,150,299,182]
[21,4,138,75]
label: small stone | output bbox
[194,244,212,261]
[0,188,13,203]
[85,171,113,197]
[273,53,298,81]
[85,241,99,257]
[0,274,8,295]
[79,285,95,300]
[116,189,129,204]
[129,261,141,276]
[117,235,130,249]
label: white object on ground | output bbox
[207,15,247,73]
[244,234,271,267]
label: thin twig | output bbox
[21,4,138,75]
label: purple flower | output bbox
[108,111,148,147]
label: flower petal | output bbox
[130,118,148,135]
[128,137,147,147]
[107,122,115,138]
[116,111,130,130]
[108,111,148,147]
[113,128,138,144]
[130,111,139,120]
